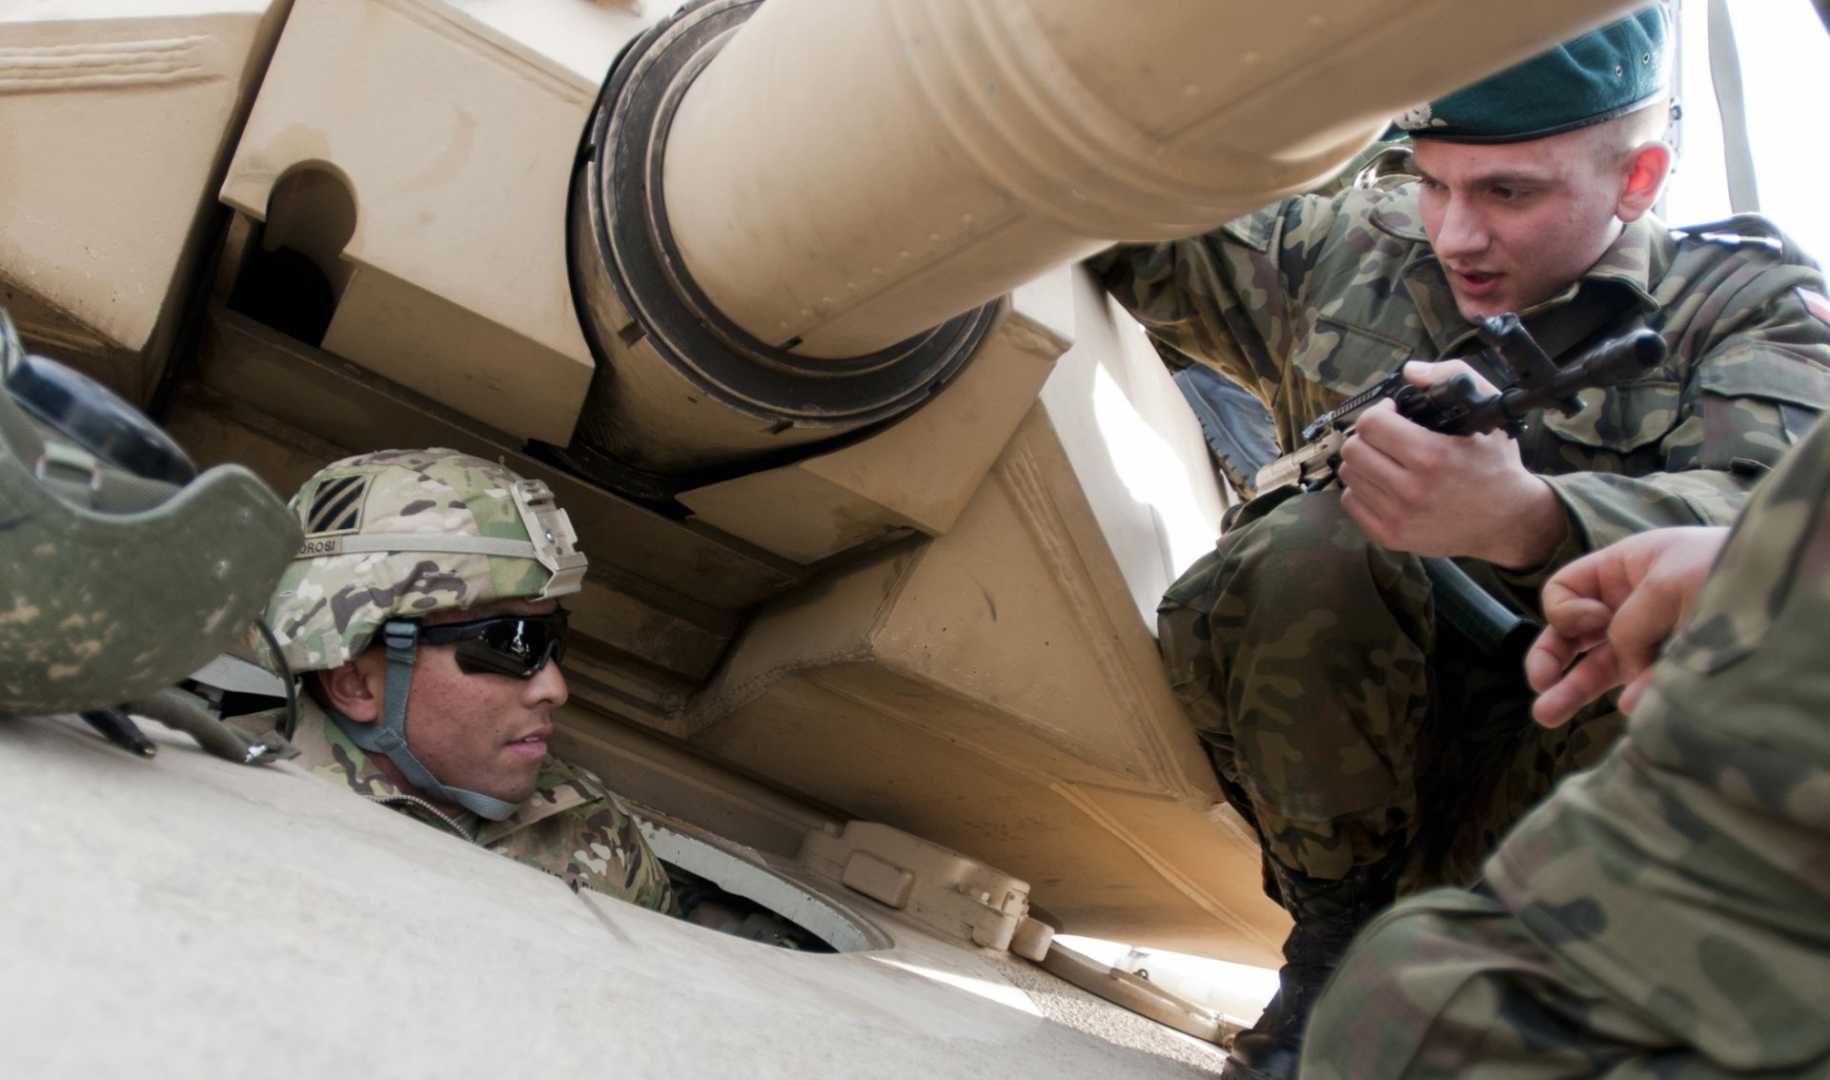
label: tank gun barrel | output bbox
[559,0,1647,468]
[573,0,1649,469]
[661,0,1651,359]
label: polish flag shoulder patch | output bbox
[1799,286,1830,328]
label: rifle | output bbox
[1257,315,1666,495]
[1252,315,1667,656]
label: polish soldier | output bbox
[1090,8,1830,1076]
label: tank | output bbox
[0,1,1646,1074]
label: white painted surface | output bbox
[1039,268,1227,632]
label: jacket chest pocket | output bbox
[1532,380,1682,471]
[1288,319,1416,400]
[1669,358,1830,473]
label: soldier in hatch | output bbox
[264,447,677,913]
[1305,399,1830,1077]
[1090,9,1830,1078]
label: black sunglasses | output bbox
[416,611,569,679]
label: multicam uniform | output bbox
[283,696,678,913]
[265,447,677,916]
[1091,184,1830,891]
[1303,399,1830,1078]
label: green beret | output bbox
[1392,8,1668,143]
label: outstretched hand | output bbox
[1525,526,1729,727]
[1337,359,1568,569]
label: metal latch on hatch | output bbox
[799,821,1046,955]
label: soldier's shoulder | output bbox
[1361,182,1428,243]
[1221,185,1424,256]
[533,753,614,806]
[1662,214,1830,327]
[1668,213,1820,268]
[522,759,651,871]
[483,754,625,850]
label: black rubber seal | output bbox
[568,0,996,430]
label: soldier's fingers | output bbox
[1402,358,1500,395]
[1618,667,1659,715]
[1339,485,1399,548]
[1350,400,1414,448]
[1539,588,1615,642]
[1542,554,1601,614]
[1353,402,1460,477]
[1531,644,1623,728]
[1540,546,1638,624]
[1604,571,1690,686]
[1339,429,1419,504]
[1526,625,1587,692]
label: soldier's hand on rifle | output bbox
[1525,526,1729,728]
[1336,359,1568,568]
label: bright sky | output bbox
[1663,2,1830,260]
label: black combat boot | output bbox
[1220,856,1401,1080]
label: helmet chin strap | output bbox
[328,619,520,821]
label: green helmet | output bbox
[266,448,588,674]
[265,448,587,821]
[0,309,298,716]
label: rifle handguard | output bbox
[1253,324,1666,499]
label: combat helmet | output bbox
[0,309,298,718]
[266,448,587,819]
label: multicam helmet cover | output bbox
[267,448,587,673]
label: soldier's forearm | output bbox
[1539,468,1758,556]
[1478,476,1571,572]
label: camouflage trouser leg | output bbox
[1159,489,1435,883]
[1158,488,1620,889]
[1305,777,1830,1077]
[1305,740,1830,1078]
[1301,887,1707,1080]
[1421,621,1622,889]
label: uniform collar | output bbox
[1374,184,1664,356]
[288,696,589,844]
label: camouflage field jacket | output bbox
[1093,183,1830,584]
[287,698,678,914]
